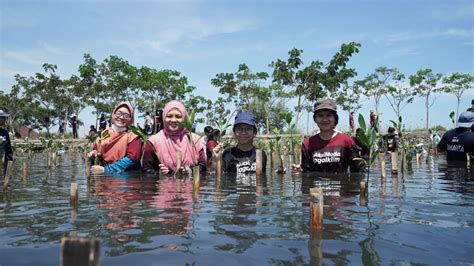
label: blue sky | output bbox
[1,0,473,136]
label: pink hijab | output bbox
[148,100,204,171]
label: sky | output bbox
[1,0,473,137]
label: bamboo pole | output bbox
[391,151,398,175]
[309,187,323,230]
[256,149,262,179]
[467,153,471,167]
[3,160,12,191]
[70,182,78,206]
[400,149,405,174]
[22,160,28,185]
[60,236,100,266]
[193,165,200,190]
[379,153,386,179]
[216,150,222,179]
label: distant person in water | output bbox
[293,99,365,173]
[438,112,474,162]
[0,111,13,176]
[383,127,399,153]
[213,111,267,174]
[349,111,355,133]
[369,110,378,132]
[142,100,206,175]
[206,129,220,160]
[88,102,142,175]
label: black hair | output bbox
[388,127,396,133]
[204,126,213,133]
[233,123,258,134]
[208,129,221,141]
[313,110,339,126]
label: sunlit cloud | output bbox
[3,51,44,66]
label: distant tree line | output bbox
[0,42,472,137]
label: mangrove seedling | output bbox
[354,114,379,191]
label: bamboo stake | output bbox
[3,160,12,191]
[400,149,405,174]
[379,153,386,179]
[308,229,323,266]
[359,181,367,206]
[391,151,398,175]
[216,150,222,179]
[70,182,78,206]
[60,236,100,266]
[193,165,200,189]
[467,153,471,167]
[23,160,28,185]
[256,149,262,179]
[309,187,323,230]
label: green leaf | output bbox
[358,114,366,132]
[369,151,378,165]
[357,133,370,147]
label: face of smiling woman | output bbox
[165,108,184,132]
[113,107,132,128]
[315,110,336,133]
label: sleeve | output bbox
[300,140,312,172]
[437,134,448,151]
[104,156,135,174]
[141,140,160,174]
[126,137,142,162]
[222,148,235,172]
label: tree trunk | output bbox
[425,95,429,130]
[456,97,460,128]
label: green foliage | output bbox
[355,114,378,183]
[409,68,443,129]
[270,43,361,128]
[129,125,148,143]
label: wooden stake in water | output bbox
[467,153,471,167]
[70,182,78,206]
[391,151,398,174]
[400,149,405,174]
[193,165,200,189]
[216,150,222,179]
[256,149,262,179]
[309,187,323,230]
[3,160,12,191]
[60,236,100,266]
[23,160,28,185]
[379,153,386,179]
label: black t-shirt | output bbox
[222,146,267,174]
[438,128,474,161]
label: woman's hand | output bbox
[91,165,104,174]
[159,164,169,175]
[87,150,98,158]
[291,164,301,172]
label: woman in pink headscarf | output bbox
[88,102,142,174]
[142,100,206,175]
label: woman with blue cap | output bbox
[214,111,267,173]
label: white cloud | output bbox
[114,17,256,55]
[4,51,43,66]
[385,28,474,45]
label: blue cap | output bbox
[458,112,474,128]
[234,111,256,127]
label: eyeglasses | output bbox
[234,127,254,134]
[115,111,131,120]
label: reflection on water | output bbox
[0,152,473,265]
